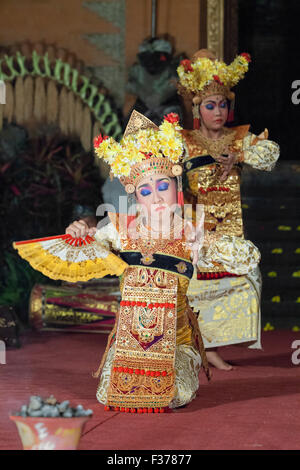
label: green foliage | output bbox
[0,125,102,248]
[0,123,103,323]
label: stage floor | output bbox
[1,330,300,450]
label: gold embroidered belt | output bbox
[120,251,194,280]
[184,155,243,172]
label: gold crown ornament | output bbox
[177,49,251,127]
[177,49,251,104]
[93,110,184,194]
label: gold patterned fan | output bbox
[13,233,128,283]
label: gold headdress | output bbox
[177,49,251,126]
[94,110,184,195]
[177,49,251,103]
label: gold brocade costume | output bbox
[12,108,263,412]
[94,217,202,410]
[183,126,280,348]
[12,211,260,410]
[92,216,260,409]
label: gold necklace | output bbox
[134,220,177,266]
[191,127,236,159]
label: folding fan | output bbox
[13,233,128,283]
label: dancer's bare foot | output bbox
[206,351,234,371]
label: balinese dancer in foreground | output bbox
[177,50,280,370]
[14,111,260,412]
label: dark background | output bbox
[236,0,300,158]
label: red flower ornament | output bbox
[164,112,180,124]
[241,52,251,63]
[213,75,224,85]
[93,134,108,148]
[140,151,153,159]
[180,59,193,73]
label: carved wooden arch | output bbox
[0,43,122,151]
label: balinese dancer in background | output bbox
[177,49,280,370]
[14,111,260,412]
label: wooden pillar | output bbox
[206,0,225,60]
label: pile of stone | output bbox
[14,395,93,418]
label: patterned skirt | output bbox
[96,343,202,409]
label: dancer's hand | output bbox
[215,152,237,182]
[65,219,97,238]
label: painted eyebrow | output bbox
[137,183,151,190]
[156,178,170,184]
[203,99,226,105]
[137,178,169,191]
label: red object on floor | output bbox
[1,330,300,450]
